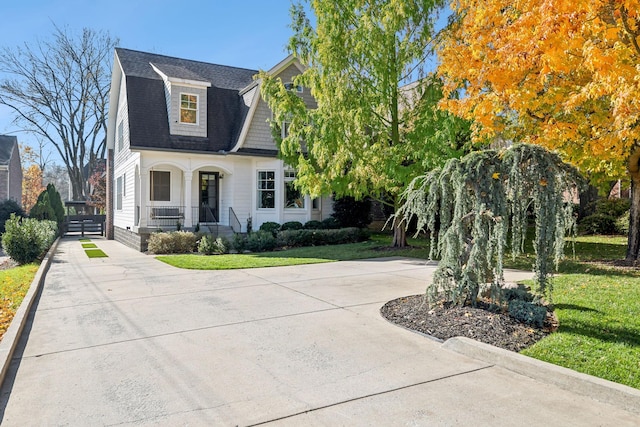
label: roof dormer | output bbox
[151,62,211,138]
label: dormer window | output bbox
[180,93,198,124]
[284,82,303,93]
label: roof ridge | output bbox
[115,47,258,73]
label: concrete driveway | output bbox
[0,237,637,426]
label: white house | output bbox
[106,48,332,251]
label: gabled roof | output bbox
[0,135,18,165]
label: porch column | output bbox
[141,168,149,228]
[184,171,193,227]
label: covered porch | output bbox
[134,162,242,233]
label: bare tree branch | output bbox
[0,26,117,200]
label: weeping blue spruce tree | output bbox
[398,144,583,306]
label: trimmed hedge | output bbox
[1,214,57,264]
[321,217,340,229]
[303,220,323,230]
[276,227,369,248]
[579,197,631,235]
[281,221,303,231]
[245,230,278,252]
[579,213,618,235]
[259,221,281,236]
[148,231,197,254]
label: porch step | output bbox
[204,225,235,240]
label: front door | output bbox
[199,172,219,223]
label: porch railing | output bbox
[200,204,219,237]
[229,207,241,233]
[147,205,185,228]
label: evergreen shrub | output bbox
[321,217,340,229]
[508,299,548,328]
[332,196,372,228]
[198,235,229,255]
[1,214,57,264]
[148,231,197,254]
[280,221,303,231]
[579,213,618,235]
[303,220,323,230]
[259,221,281,236]
[245,230,277,252]
[0,199,25,234]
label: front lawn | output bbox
[0,263,38,340]
[157,233,429,269]
[518,235,640,389]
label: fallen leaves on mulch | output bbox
[381,295,551,352]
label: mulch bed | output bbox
[381,295,551,352]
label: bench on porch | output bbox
[150,207,184,220]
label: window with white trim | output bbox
[150,171,170,201]
[116,176,123,210]
[281,121,290,139]
[123,172,127,198]
[257,171,275,209]
[117,121,124,151]
[179,93,198,124]
[284,169,304,209]
[284,82,303,93]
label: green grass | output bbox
[503,234,640,389]
[157,233,429,270]
[0,263,39,338]
[81,243,98,249]
[85,248,108,258]
[79,238,91,242]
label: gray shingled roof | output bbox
[150,63,209,83]
[116,48,257,154]
[0,135,18,165]
[116,48,257,90]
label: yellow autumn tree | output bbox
[437,0,640,261]
[22,164,44,212]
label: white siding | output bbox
[113,154,138,229]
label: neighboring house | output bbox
[106,48,332,250]
[0,135,22,206]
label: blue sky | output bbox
[0,0,297,155]
[1,1,448,161]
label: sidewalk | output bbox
[0,236,638,425]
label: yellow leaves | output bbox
[492,172,500,179]
[437,0,640,180]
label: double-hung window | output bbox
[150,171,170,201]
[116,176,123,210]
[180,93,198,124]
[284,169,304,209]
[284,82,303,93]
[117,121,124,151]
[257,171,275,209]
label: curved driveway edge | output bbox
[1,237,638,426]
[443,336,640,415]
[0,237,60,387]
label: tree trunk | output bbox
[391,221,407,247]
[626,147,640,262]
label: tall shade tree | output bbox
[437,0,640,261]
[259,0,470,246]
[0,27,117,201]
